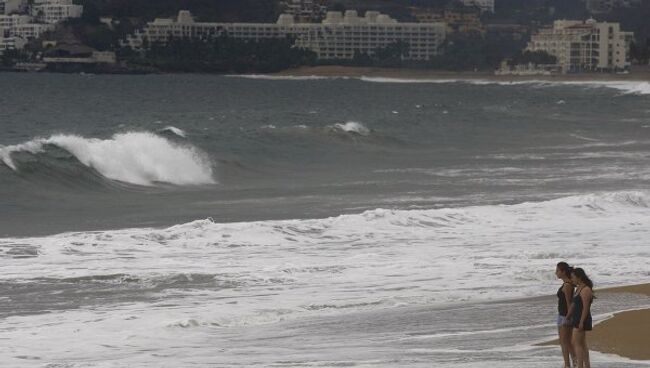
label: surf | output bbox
[0,132,215,186]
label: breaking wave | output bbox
[230,74,650,95]
[331,121,370,136]
[228,74,336,81]
[0,132,215,186]
[159,126,187,138]
[3,190,650,329]
[359,77,650,95]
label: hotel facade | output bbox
[0,0,81,55]
[127,10,447,61]
[0,0,23,15]
[461,0,495,13]
[526,19,633,73]
[31,0,83,24]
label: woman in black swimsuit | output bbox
[567,268,594,368]
[555,262,575,368]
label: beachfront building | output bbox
[411,7,484,34]
[0,35,24,53]
[583,0,642,14]
[0,0,24,15]
[0,14,52,38]
[12,22,52,39]
[0,0,77,55]
[127,10,446,61]
[0,13,27,28]
[31,0,82,24]
[526,19,633,73]
[461,0,495,13]
[280,0,327,23]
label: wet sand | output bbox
[588,284,650,360]
[541,283,650,361]
[275,65,650,82]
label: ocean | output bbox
[1,72,650,367]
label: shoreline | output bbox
[3,64,650,81]
[274,65,650,82]
[540,283,650,361]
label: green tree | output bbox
[509,50,557,66]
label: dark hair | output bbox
[571,267,594,289]
[556,262,573,278]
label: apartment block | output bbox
[280,0,327,23]
[584,0,642,13]
[461,0,495,13]
[31,0,82,24]
[127,10,446,61]
[0,0,23,15]
[527,19,633,72]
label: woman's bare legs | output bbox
[572,329,587,368]
[583,336,591,368]
[558,325,574,367]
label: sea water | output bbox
[1,73,649,367]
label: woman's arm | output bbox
[579,287,593,329]
[563,283,573,314]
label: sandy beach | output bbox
[275,65,650,82]
[588,284,650,360]
[541,283,650,361]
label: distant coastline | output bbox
[274,65,650,82]
[3,64,650,80]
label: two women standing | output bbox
[556,262,594,368]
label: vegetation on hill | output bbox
[74,0,280,23]
[122,35,317,73]
[428,31,528,71]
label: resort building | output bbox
[127,10,446,61]
[12,22,52,39]
[0,13,28,28]
[411,7,484,34]
[461,0,495,13]
[31,0,82,24]
[526,19,633,73]
[280,0,327,23]
[0,14,52,38]
[0,0,24,15]
[0,36,22,53]
[583,0,641,13]
[0,0,78,55]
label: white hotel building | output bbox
[461,0,495,13]
[526,19,633,73]
[0,0,24,15]
[127,10,446,61]
[0,0,80,55]
[31,0,83,24]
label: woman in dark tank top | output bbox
[555,262,575,368]
[567,267,594,368]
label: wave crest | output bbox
[359,77,650,95]
[331,121,370,136]
[159,126,187,138]
[0,132,215,186]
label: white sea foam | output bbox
[569,133,600,142]
[332,121,370,136]
[2,191,650,367]
[359,77,650,95]
[160,126,187,138]
[2,190,650,322]
[0,132,215,186]
[228,74,650,95]
[228,74,336,81]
